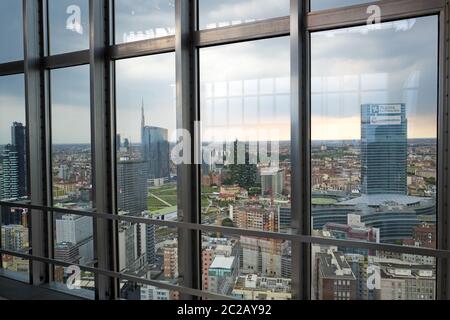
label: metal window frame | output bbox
[0,0,448,300]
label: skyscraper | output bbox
[117,159,148,216]
[117,159,152,266]
[141,103,170,181]
[11,122,27,198]
[360,104,407,195]
[0,144,19,201]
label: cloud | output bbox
[311,16,438,139]
[200,0,289,28]
[115,53,176,143]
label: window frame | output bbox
[0,0,447,300]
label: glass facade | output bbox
[0,0,448,301]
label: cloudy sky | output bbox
[0,1,440,144]
[311,15,438,140]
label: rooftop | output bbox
[339,194,432,207]
[209,256,235,270]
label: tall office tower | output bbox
[361,104,407,195]
[0,144,19,200]
[141,105,170,180]
[1,144,20,225]
[146,224,155,265]
[117,160,149,264]
[116,133,122,151]
[117,160,148,215]
[11,122,27,197]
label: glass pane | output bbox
[311,16,438,299]
[200,37,291,236]
[48,0,89,55]
[116,53,178,289]
[202,233,292,299]
[0,75,28,281]
[116,53,176,220]
[50,65,94,293]
[311,0,379,11]
[199,0,289,30]
[312,245,436,300]
[0,0,23,63]
[0,75,27,203]
[1,206,30,282]
[114,0,175,44]
[118,225,180,299]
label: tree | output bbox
[227,140,258,191]
[221,218,234,228]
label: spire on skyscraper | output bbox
[141,98,145,129]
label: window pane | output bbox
[50,66,94,294]
[118,225,180,300]
[1,206,30,282]
[200,37,291,299]
[199,0,289,30]
[116,53,176,219]
[312,245,436,300]
[116,53,178,291]
[202,233,292,299]
[0,0,23,63]
[200,37,291,232]
[311,16,438,299]
[0,75,27,203]
[0,75,29,281]
[48,0,89,55]
[311,0,379,11]
[114,0,175,44]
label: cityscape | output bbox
[0,99,437,300]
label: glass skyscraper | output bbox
[360,104,408,195]
[140,105,170,181]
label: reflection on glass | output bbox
[0,75,29,281]
[312,245,436,300]
[202,233,292,299]
[311,0,379,11]
[115,54,178,299]
[50,65,94,295]
[200,37,291,300]
[48,0,89,55]
[0,0,23,63]
[311,17,438,300]
[114,0,175,44]
[199,0,289,30]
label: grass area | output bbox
[201,196,210,208]
[202,186,219,194]
[311,198,338,205]
[148,183,178,212]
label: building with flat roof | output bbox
[232,274,292,300]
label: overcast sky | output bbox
[0,1,439,144]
